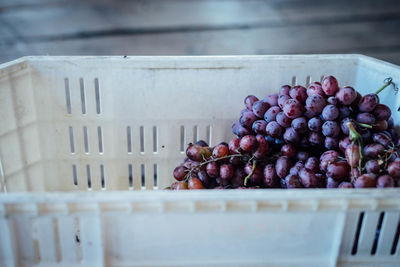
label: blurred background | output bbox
[1,0,400,64]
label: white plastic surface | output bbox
[0,55,400,266]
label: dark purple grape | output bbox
[231,168,246,188]
[276,112,292,127]
[276,156,292,178]
[244,164,263,186]
[326,161,350,181]
[198,170,211,187]
[322,121,340,137]
[372,132,392,147]
[290,85,307,103]
[360,128,372,143]
[290,162,304,175]
[339,182,353,188]
[363,143,385,158]
[239,135,258,152]
[308,117,323,132]
[212,144,229,158]
[229,156,242,166]
[244,95,259,110]
[304,109,317,118]
[232,122,240,136]
[374,120,388,131]
[195,140,208,147]
[240,111,258,128]
[252,120,267,135]
[359,94,379,112]
[356,113,375,125]
[365,160,380,174]
[186,144,211,162]
[325,137,339,150]
[339,106,351,119]
[339,137,351,153]
[388,159,400,178]
[240,109,250,116]
[291,117,307,133]
[281,143,296,158]
[320,150,340,172]
[283,99,303,119]
[340,118,356,136]
[173,166,187,181]
[266,121,283,138]
[228,138,241,154]
[278,95,291,109]
[236,125,254,137]
[305,94,326,114]
[322,76,339,96]
[279,85,291,96]
[264,93,279,106]
[297,151,309,163]
[316,173,327,188]
[345,143,360,168]
[263,164,278,187]
[305,157,319,173]
[283,127,300,143]
[373,104,391,121]
[307,82,324,97]
[326,177,339,188]
[299,168,319,188]
[322,105,339,121]
[327,96,338,105]
[220,164,234,180]
[254,135,269,159]
[284,174,303,189]
[264,106,281,122]
[376,175,395,188]
[354,174,376,188]
[336,86,357,105]
[308,132,324,146]
[252,100,270,118]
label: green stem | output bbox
[347,122,362,141]
[244,160,257,186]
[356,122,373,129]
[375,78,392,94]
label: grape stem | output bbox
[244,159,257,186]
[347,122,364,173]
[356,122,373,129]
[375,77,393,95]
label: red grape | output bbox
[388,159,400,178]
[281,143,296,158]
[308,117,323,132]
[291,117,308,133]
[213,144,229,158]
[299,168,319,188]
[305,157,319,173]
[284,174,303,189]
[276,156,292,178]
[220,164,234,180]
[252,100,270,118]
[376,175,395,188]
[325,137,339,150]
[278,95,291,109]
[228,138,241,154]
[365,160,380,174]
[322,76,339,96]
[290,162,304,175]
[252,120,268,135]
[240,135,258,152]
[263,164,278,187]
[254,135,269,159]
[322,121,340,137]
[319,150,340,172]
[359,94,379,112]
[373,104,391,121]
[306,94,326,113]
[283,99,303,119]
[363,143,385,158]
[173,166,187,181]
[339,182,354,188]
[336,86,357,105]
[308,132,324,146]
[240,111,258,128]
[326,161,350,181]
[188,177,204,189]
[206,162,219,178]
[279,85,291,96]
[354,174,376,188]
[264,106,281,122]
[356,113,375,125]
[290,85,307,103]
[322,105,339,121]
[266,121,283,138]
[244,95,259,110]
[175,181,189,190]
[307,82,324,97]
[284,127,301,143]
[264,93,279,106]
[276,112,292,127]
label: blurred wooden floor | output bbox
[1,0,400,64]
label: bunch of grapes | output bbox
[169,76,400,190]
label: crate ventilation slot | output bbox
[94,78,101,114]
[128,164,133,189]
[391,215,400,254]
[193,125,198,143]
[100,164,105,190]
[79,78,86,114]
[153,164,158,189]
[371,212,385,255]
[86,164,91,190]
[207,125,212,146]
[180,126,185,153]
[291,76,296,86]
[127,126,132,153]
[72,164,78,186]
[351,211,365,255]
[83,126,89,154]
[141,164,145,189]
[153,126,158,153]
[64,78,71,114]
[69,126,75,154]
[97,126,103,154]
[140,126,145,153]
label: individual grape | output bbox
[239,135,258,152]
[296,152,309,163]
[345,143,360,168]
[254,135,269,159]
[376,175,395,188]
[305,94,326,114]
[252,120,268,135]
[304,109,317,118]
[195,140,208,147]
[322,76,339,96]
[373,104,392,121]
[279,85,291,96]
[372,132,392,147]
[183,160,200,174]
[244,163,263,186]
[360,128,372,143]
[281,143,296,158]
[308,117,323,132]
[283,127,301,143]
[339,137,351,153]
[291,117,307,133]
[388,159,400,178]
[308,131,324,146]
[229,168,245,188]
[188,177,204,189]
[240,109,249,116]
[305,157,319,173]
[307,82,325,97]
[315,173,327,188]
[319,150,340,172]
[353,174,376,188]
[322,105,339,121]
[244,95,259,110]
[365,160,380,174]
[252,100,270,118]
[374,120,388,131]
[284,174,303,189]
[326,161,350,181]
[299,168,319,188]
[339,182,354,188]
[228,138,241,154]
[186,144,211,162]
[356,113,375,125]
[206,162,219,178]
[359,94,379,112]
[278,95,291,109]
[336,86,357,105]
[339,106,351,119]
[290,162,304,175]
[264,106,281,122]
[327,96,338,105]
[322,121,340,137]
[276,156,292,178]
[263,164,279,187]
[173,166,187,181]
[212,144,229,158]
[198,170,211,187]
[264,93,279,106]
[325,137,339,150]
[220,164,234,180]
[229,156,242,166]
[363,143,385,158]
[236,125,254,137]
[276,112,292,127]
[283,99,303,119]
[290,85,308,103]
[240,111,258,128]
[326,177,339,188]
[340,118,356,136]
[175,181,189,190]
[266,121,283,138]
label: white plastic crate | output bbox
[0,55,400,267]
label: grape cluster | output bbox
[169,76,400,190]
